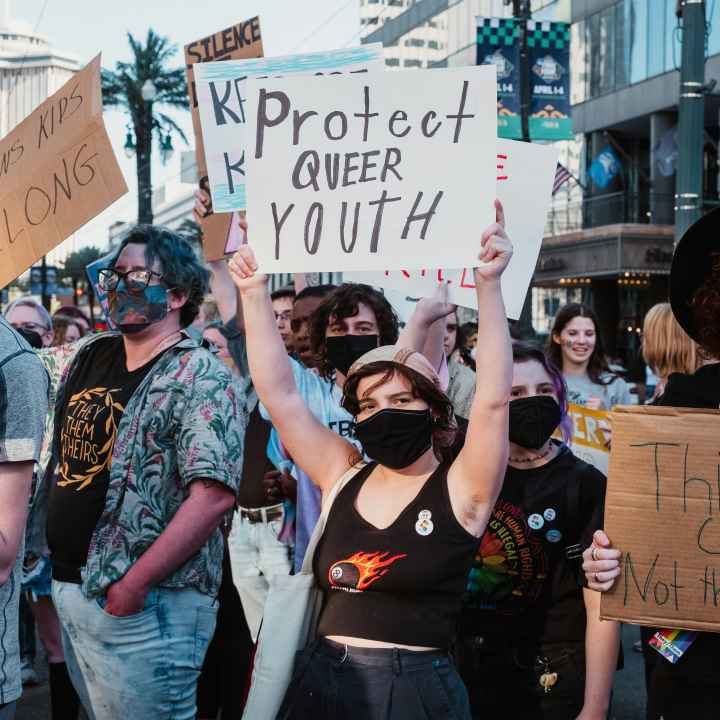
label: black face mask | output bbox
[509,396,562,450]
[354,408,433,470]
[325,334,379,376]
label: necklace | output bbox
[509,443,554,464]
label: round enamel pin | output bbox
[528,513,544,530]
[416,511,434,536]
[543,508,556,522]
[546,529,562,543]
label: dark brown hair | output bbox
[342,361,457,462]
[546,303,613,385]
[690,254,720,357]
[310,284,399,378]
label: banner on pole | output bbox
[476,17,522,139]
[243,66,497,274]
[184,18,264,262]
[195,45,384,218]
[0,55,128,289]
[527,20,572,141]
[344,138,557,320]
[601,406,720,633]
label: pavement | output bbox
[16,624,647,719]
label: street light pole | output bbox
[138,79,157,225]
[513,0,532,142]
[675,0,707,242]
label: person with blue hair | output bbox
[31,224,246,719]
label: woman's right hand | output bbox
[228,245,268,293]
[582,530,622,591]
[193,188,212,221]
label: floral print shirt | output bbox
[32,331,246,598]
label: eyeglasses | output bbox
[274,311,292,322]
[11,321,49,334]
[97,268,165,294]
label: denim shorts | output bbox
[277,638,471,720]
[22,555,52,600]
[52,580,217,720]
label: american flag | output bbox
[552,163,573,195]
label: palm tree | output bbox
[102,30,189,225]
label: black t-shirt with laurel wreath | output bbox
[47,337,164,583]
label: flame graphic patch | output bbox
[328,551,407,593]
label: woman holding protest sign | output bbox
[547,303,634,411]
[456,341,619,720]
[228,201,512,719]
[583,208,720,720]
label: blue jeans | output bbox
[52,580,217,720]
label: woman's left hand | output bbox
[474,199,513,284]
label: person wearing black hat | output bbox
[581,207,720,720]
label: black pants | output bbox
[645,631,720,720]
[277,638,471,720]
[456,635,586,720]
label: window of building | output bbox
[386,57,400,66]
[428,40,439,49]
[708,0,720,56]
[570,20,587,104]
[647,3,665,77]
[627,0,648,84]
[613,1,629,90]
[388,0,404,6]
[405,38,425,47]
[588,6,615,97]
[404,59,423,68]
[664,0,681,73]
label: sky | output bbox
[14,0,362,256]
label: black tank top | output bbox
[314,461,480,648]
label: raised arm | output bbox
[400,284,455,369]
[196,189,241,326]
[448,200,513,537]
[228,247,356,493]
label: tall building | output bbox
[0,1,79,138]
[533,0,720,361]
[360,0,448,68]
[362,0,720,363]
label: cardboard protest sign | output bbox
[184,18,263,261]
[195,45,384,219]
[243,66,497,274]
[564,403,609,475]
[601,405,720,632]
[0,55,127,289]
[344,138,557,319]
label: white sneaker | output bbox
[21,660,39,686]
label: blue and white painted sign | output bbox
[195,44,384,213]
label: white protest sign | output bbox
[243,66,497,273]
[344,139,558,319]
[194,45,384,213]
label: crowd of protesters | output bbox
[0,196,718,720]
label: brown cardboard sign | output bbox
[0,55,128,289]
[601,405,720,632]
[184,17,263,261]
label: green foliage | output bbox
[60,246,105,282]
[101,28,189,139]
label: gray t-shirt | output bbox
[564,372,635,410]
[0,317,48,704]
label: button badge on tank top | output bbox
[416,510,434,536]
